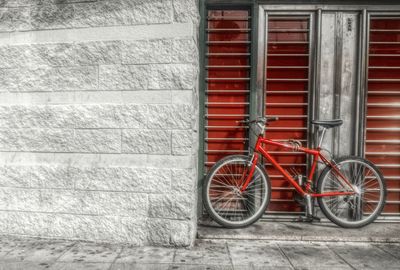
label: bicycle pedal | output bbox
[310,215,321,222]
[296,215,321,223]
[294,193,305,206]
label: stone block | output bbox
[74,41,122,65]
[122,39,171,65]
[170,220,195,247]
[0,188,40,211]
[28,0,173,31]
[0,165,32,188]
[99,65,149,90]
[147,154,193,169]
[0,41,121,68]
[73,166,170,193]
[0,211,147,244]
[122,129,171,154]
[172,130,193,155]
[73,129,121,153]
[0,6,30,32]
[0,66,98,92]
[39,190,149,217]
[0,45,34,68]
[0,1,66,7]
[148,64,196,90]
[0,105,76,128]
[73,166,135,191]
[118,105,148,128]
[146,169,171,193]
[30,3,76,30]
[146,218,170,246]
[73,105,121,128]
[30,165,73,189]
[0,104,149,129]
[73,0,173,28]
[0,128,74,152]
[172,0,199,23]
[33,43,76,66]
[148,194,193,219]
[147,104,193,129]
[170,38,198,63]
[171,169,196,194]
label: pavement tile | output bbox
[115,246,175,264]
[0,239,37,261]
[168,265,233,270]
[279,242,351,269]
[374,243,400,259]
[327,242,400,270]
[251,266,292,270]
[49,262,111,270]
[0,261,51,270]
[227,241,290,267]
[3,240,75,263]
[57,242,122,263]
[174,240,231,265]
[111,263,171,270]
[0,238,24,258]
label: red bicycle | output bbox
[203,117,386,228]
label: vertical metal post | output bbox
[356,10,369,157]
[249,4,260,153]
[333,12,343,157]
[256,6,266,119]
[313,9,322,149]
[197,0,207,215]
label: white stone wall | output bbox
[0,0,199,246]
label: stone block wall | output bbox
[0,0,199,246]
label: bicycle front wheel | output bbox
[202,155,271,228]
[317,156,386,228]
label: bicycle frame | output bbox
[240,136,357,198]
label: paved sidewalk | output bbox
[0,236,399,270]
[198,221,400,242]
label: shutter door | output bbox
[205,10,251,171]
[265,15,311,214]
[366,16,400,217]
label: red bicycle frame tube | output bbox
[240,136,356,198]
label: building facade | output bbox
[0,0,200,246]
[0,0,399,247]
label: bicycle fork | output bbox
[239,154,259,192]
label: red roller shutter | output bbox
[205,10,251,171]
[265,15,311,214]
[366,16,400,216]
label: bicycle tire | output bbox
[202,155,271,228]
[317,156,386,228]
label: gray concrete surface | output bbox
[0,236,399,270]
[198,221,400,243]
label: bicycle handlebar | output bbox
[236,117,279,136]
[236,116,279,125]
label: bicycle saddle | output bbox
[311,119,343,128]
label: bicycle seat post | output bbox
[318,127,327,148]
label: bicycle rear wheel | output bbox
[317,156,386,228]
[202,155,271,228]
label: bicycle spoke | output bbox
[319,158,385,227]
[205,156,269,226]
